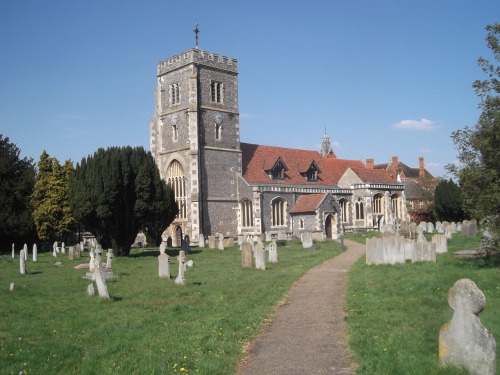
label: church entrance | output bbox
[325,213,338,239]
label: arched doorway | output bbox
[325,213,337,239]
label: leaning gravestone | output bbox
[254,243,266,270]
[93,256,110,299]
[19,250,26,275]
[241,242,253,268]
[439,279,496,375]
[158,253,170,278]
[267,241,278,263]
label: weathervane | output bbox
[193,22,200,49]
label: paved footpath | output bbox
[237,239,366,375]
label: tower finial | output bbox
[193,22,200,49]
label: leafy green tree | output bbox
[448,23,500,245]
[433,179,465,222]
[69,146,178,256]
[0,135,37,248]
[31,151,76,242]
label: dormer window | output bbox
[263,157,288,181]
[298,161,320,182]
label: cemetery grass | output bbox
[346,233,500,375]
[0,240,343,375]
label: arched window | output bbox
[172,124,178,142]
[240,199,253,228]
[271,198,287,226]
[299,217,304,229]
[167,160,186,219]
[340,199,349,223]
[391,194,401,219]
[355,200,364,220]
[373,194,383,214]
[215,123,222,140]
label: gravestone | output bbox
[417,232,426,243]
[74,243,81,258]
[89,249,95,272]
[267,241,278,263]
[9,283,15,292]
[199,234,205,248]
[175,251,187,285]
[61,242,66,254]
[182,235,191,254]
[412,242,436,263]
[218,233,224,250]
[19,250,26,274]
[32,244,37,262]
[12,243,15,258]
[93,255,110,299]
[301,232,313,249]
[470,219,478,237]
[461,220,471,237]
[23,243,28,260]
[254,243,266,270]
[158,253,171,278]
[106,249,113,269]
[68,246,75,260]
[87,284,95,297]
[432,234,448,254]
[426,222,434,233]
[456,222,462,232]
[445,226,452,239]
[439,279,496,375]
[52,241,58,257]
[449,222,457,233]
[241,242,253,268]
[408,222,417,240]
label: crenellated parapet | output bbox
[157,48,238,76]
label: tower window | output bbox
[172,124,178,142]
[211,81,223,103]
[170,83,180,105]
[215,123,222,140]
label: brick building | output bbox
[150,46,408,245]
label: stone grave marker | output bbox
[450,222,457,233]
[218,233,224,250]
[9,283,16,292]
[93,254,110,299]
[267,241,278,263]
[432,234,448,254]
[89,249,95,272]
[175,251,187,285]
[426,222,434,233]
[23,243,28,260]
[241,242,253,268]
[461,220,471,237]
[158,253,171,278]
[106,249,113,269]
[417,232,426,242]
[61,242,66,254]
[254,243,266,270]
[199,234,205,248]
[439,279,496,375]
[11,243,15,258]
[87,284,95,296]
[68,246,75,260]
[19,250,26,274]
[456,222,462,232]
[32,244,37,262]
[301,232,313,249]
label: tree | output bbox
[69,146,178,256]
[0,135,36,248]
[31,151,76,242]
[448,23,500,245]
[433,179,465,222]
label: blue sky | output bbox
[1,0,498,177]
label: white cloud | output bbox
[392,118,436,131]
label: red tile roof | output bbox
[241,143,364,186]
[289,193,326,214]
[349,167,395,184]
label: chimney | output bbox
[366,158,374,169]
[392,156,398,169]
[419,157,425,177]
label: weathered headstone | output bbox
[19,250,26,274]
[267,241,278,263]
[417,232,426,243]
[199,234,205,248]
[432,234,448,254]
[106,249,113,269]
[68,246,75,260]
[61,242,66,254]
[439,279,496,375]
[241,242,253,268]
[182,235,191,254]
[89,249,95,272]
[9,283,16,292]
[461,220,471,237]
[87,284,95,297]
[218,233,224,250]
[449,222,457,233]
[23,243,28,260]
[456,222,462,232]
[254,243,266,270]
[158,253,171,278]
[93,255,110,299]
[32,244,37,262]
[412,242,436,263]
[301,232,313,249]
[426,222,434,234]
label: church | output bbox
[150,41,409,246]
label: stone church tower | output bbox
[150,43,241,245]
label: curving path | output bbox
[237,239,365,375]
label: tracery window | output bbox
[167,160,186,219]
[170,83,180,105]
[355,200,364,220]
[271,198,287,226]
[240,199,254,228]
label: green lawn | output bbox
[0,240,343,375]
[346,232,500,375]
